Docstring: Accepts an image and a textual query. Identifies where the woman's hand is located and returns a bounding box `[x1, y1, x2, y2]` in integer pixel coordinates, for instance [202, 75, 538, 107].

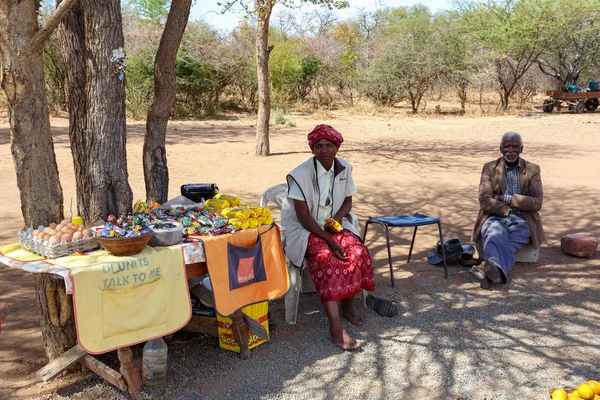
[327, 239, 348, 261]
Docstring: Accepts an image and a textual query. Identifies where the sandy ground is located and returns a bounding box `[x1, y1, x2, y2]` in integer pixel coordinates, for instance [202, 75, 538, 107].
[0, 110, 599, 399]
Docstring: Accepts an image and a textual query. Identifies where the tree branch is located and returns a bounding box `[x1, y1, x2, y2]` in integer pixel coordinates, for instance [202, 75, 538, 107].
[29, 0, 79, 51]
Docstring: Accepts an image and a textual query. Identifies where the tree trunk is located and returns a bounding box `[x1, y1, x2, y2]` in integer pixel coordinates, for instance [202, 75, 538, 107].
[254, 0, 273, 157]
[0, 2, 64, 228]
[57, 0, 88, 219]
[33, 274, 77, 360]
[144, 0, 192, 205]
[1, 0, 78, 361]
[81, 0, 133, 222]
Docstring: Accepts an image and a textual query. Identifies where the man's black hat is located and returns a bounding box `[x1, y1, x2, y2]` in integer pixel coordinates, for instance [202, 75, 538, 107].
[427, 238, 475, 265]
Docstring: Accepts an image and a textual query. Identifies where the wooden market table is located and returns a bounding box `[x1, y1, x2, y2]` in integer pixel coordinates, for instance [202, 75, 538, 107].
[0, 227, 288, 400]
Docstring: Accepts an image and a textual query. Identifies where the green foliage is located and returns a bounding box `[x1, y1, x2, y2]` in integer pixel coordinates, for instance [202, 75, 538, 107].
[125, 45, 156, 120]
[295, 53, 322, 101]
[453, 0, 599, 110]
[269, 37, 303, 102]
[535, 1, 600, 88]
[40, 0, 600, 119]
[364, 6, 445, 112]
[124, 0, 170, 25]
[358, 60, 406, 106]
[174, 54, 224, 116]
[273, 107, 287, 124]
[42, 34, 66, 114]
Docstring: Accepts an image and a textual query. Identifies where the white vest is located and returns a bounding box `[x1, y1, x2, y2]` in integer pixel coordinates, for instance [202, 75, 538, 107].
[281, 157, 360, 267]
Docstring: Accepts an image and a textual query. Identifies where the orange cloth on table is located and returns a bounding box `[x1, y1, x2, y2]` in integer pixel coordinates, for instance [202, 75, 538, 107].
[199, 224, 289, 316]
[45, 245, 191, 354]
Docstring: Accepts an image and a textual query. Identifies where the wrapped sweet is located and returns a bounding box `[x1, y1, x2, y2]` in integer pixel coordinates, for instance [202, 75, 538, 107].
[324, 218, 343, 233]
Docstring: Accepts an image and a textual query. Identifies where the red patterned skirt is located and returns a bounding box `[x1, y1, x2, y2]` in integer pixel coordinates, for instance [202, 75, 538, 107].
[305, 230, 375, 302]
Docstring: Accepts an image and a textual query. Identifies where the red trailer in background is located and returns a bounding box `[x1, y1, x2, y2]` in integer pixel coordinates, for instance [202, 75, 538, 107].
[542, 91, 599, 113]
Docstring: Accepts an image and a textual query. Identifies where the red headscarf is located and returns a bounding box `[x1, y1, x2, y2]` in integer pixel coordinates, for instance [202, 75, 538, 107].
[307, 124, 344, 151]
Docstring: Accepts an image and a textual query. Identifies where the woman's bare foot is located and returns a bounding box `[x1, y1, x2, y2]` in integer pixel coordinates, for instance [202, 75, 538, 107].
[330, 328, 360, 351]
[340, 307, 363, 326]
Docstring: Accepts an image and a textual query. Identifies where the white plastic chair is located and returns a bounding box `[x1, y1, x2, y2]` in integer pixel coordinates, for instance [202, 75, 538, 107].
[260, 183, 366, 325]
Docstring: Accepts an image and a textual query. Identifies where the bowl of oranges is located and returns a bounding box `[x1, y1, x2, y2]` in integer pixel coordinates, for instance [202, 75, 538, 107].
[549, 381, 600, 400]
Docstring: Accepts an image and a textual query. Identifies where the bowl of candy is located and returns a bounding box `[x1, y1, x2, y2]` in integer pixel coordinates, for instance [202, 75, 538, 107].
[148, 221, 183, 246]
[95, 215, 154, 256]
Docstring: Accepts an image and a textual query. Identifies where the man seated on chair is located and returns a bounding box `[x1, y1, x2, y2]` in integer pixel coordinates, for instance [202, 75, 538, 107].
[471, 131, 544, 289]
[281, 124, 395, 351]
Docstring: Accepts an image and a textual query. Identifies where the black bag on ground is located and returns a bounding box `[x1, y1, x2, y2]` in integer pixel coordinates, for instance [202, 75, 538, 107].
[181, 184, 219, 202]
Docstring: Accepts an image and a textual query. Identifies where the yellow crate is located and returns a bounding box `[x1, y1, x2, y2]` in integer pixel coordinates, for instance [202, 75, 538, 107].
[217, 301, 269, 353]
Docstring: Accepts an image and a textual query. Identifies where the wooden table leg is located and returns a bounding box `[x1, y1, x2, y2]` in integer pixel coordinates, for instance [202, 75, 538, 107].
[231, 309, 251, 360]
[117, 347, 142, 400]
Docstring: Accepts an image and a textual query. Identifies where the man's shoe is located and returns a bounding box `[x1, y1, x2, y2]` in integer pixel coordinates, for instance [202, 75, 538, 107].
[366, 295, 398, 317]
[471, 261, 501, 286]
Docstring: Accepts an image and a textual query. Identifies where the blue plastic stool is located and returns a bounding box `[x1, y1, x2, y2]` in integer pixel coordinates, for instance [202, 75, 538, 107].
[362, 213, 448, 286]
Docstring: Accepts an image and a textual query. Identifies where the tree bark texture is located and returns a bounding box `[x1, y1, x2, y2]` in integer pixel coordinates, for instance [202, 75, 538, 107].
[143, 0, 192, 205]
[57, 0, 89, 220]
[1, 0, 79, 363]
[33, 274, 77, 360]
[0, 1, 64, 228]
[254, 0, 273, 157]
[81, 0, 133, 222]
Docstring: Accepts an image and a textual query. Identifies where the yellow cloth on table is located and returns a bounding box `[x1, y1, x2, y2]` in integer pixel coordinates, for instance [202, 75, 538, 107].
[46, 246, 191, 354]
[200, 224, 289, 316]
[0, 243, 47, 261]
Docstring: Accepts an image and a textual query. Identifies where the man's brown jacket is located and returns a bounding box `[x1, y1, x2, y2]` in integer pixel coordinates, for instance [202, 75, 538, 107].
[472, 157, 544, 249]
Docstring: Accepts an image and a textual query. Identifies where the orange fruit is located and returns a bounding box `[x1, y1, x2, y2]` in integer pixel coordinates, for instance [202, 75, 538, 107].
[552, 389, 569, 400]
[570, 391, 582, 400]
[579, 384, 596, 400]
[588, 381, 600, 396]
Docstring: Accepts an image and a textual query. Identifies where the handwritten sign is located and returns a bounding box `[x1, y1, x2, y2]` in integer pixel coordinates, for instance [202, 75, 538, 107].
[101, 256, 161, 288]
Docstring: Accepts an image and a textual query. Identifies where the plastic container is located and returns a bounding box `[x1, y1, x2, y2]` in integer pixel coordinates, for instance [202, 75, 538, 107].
[71, 216, 83, 226]
[142, 337, 168, 386]
[567, 84, 577, 93]
[148, 222, 183, 246]
[589, 81, 599, 91]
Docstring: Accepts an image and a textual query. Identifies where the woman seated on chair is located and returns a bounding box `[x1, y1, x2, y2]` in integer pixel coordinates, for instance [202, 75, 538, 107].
[280, 124, 375, 351]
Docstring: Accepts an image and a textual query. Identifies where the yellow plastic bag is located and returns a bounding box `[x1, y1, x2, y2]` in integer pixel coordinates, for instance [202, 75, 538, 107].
[204, 199, 230, 209]
[214, 193, 241, 207]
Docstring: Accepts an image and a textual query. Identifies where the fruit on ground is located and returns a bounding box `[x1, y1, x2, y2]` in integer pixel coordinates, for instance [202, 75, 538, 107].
[552, 389, 568, 400]
[578, 384, 596, 400]
[587, 381, 600, 396]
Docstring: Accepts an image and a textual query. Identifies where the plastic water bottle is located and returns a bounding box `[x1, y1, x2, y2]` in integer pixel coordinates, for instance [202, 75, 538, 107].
[142, 337, 168, 386]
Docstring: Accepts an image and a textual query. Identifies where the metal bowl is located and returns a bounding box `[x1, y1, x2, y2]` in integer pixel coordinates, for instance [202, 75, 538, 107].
[148, 222, 183, 246]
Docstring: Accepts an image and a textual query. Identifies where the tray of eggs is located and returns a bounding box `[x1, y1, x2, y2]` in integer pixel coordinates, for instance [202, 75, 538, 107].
[18, 219, 99, 258]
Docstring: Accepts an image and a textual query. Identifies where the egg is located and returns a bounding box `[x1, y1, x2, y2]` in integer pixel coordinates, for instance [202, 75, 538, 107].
[42, 233, 51, 242]
[43, 227, 52, 233]
[82, 229, 93, 238]
[61, 233, 72, 243]
[48, 236, 61, 245]
[62, 219, 70, 225]
[61, 226, 71, 233]
[77, 225, 85, 232]
[32, 229, 40, 238]
[72, 231, 83, 240]
[48, 229, 58, 236]
[49, 223, 57, 229]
